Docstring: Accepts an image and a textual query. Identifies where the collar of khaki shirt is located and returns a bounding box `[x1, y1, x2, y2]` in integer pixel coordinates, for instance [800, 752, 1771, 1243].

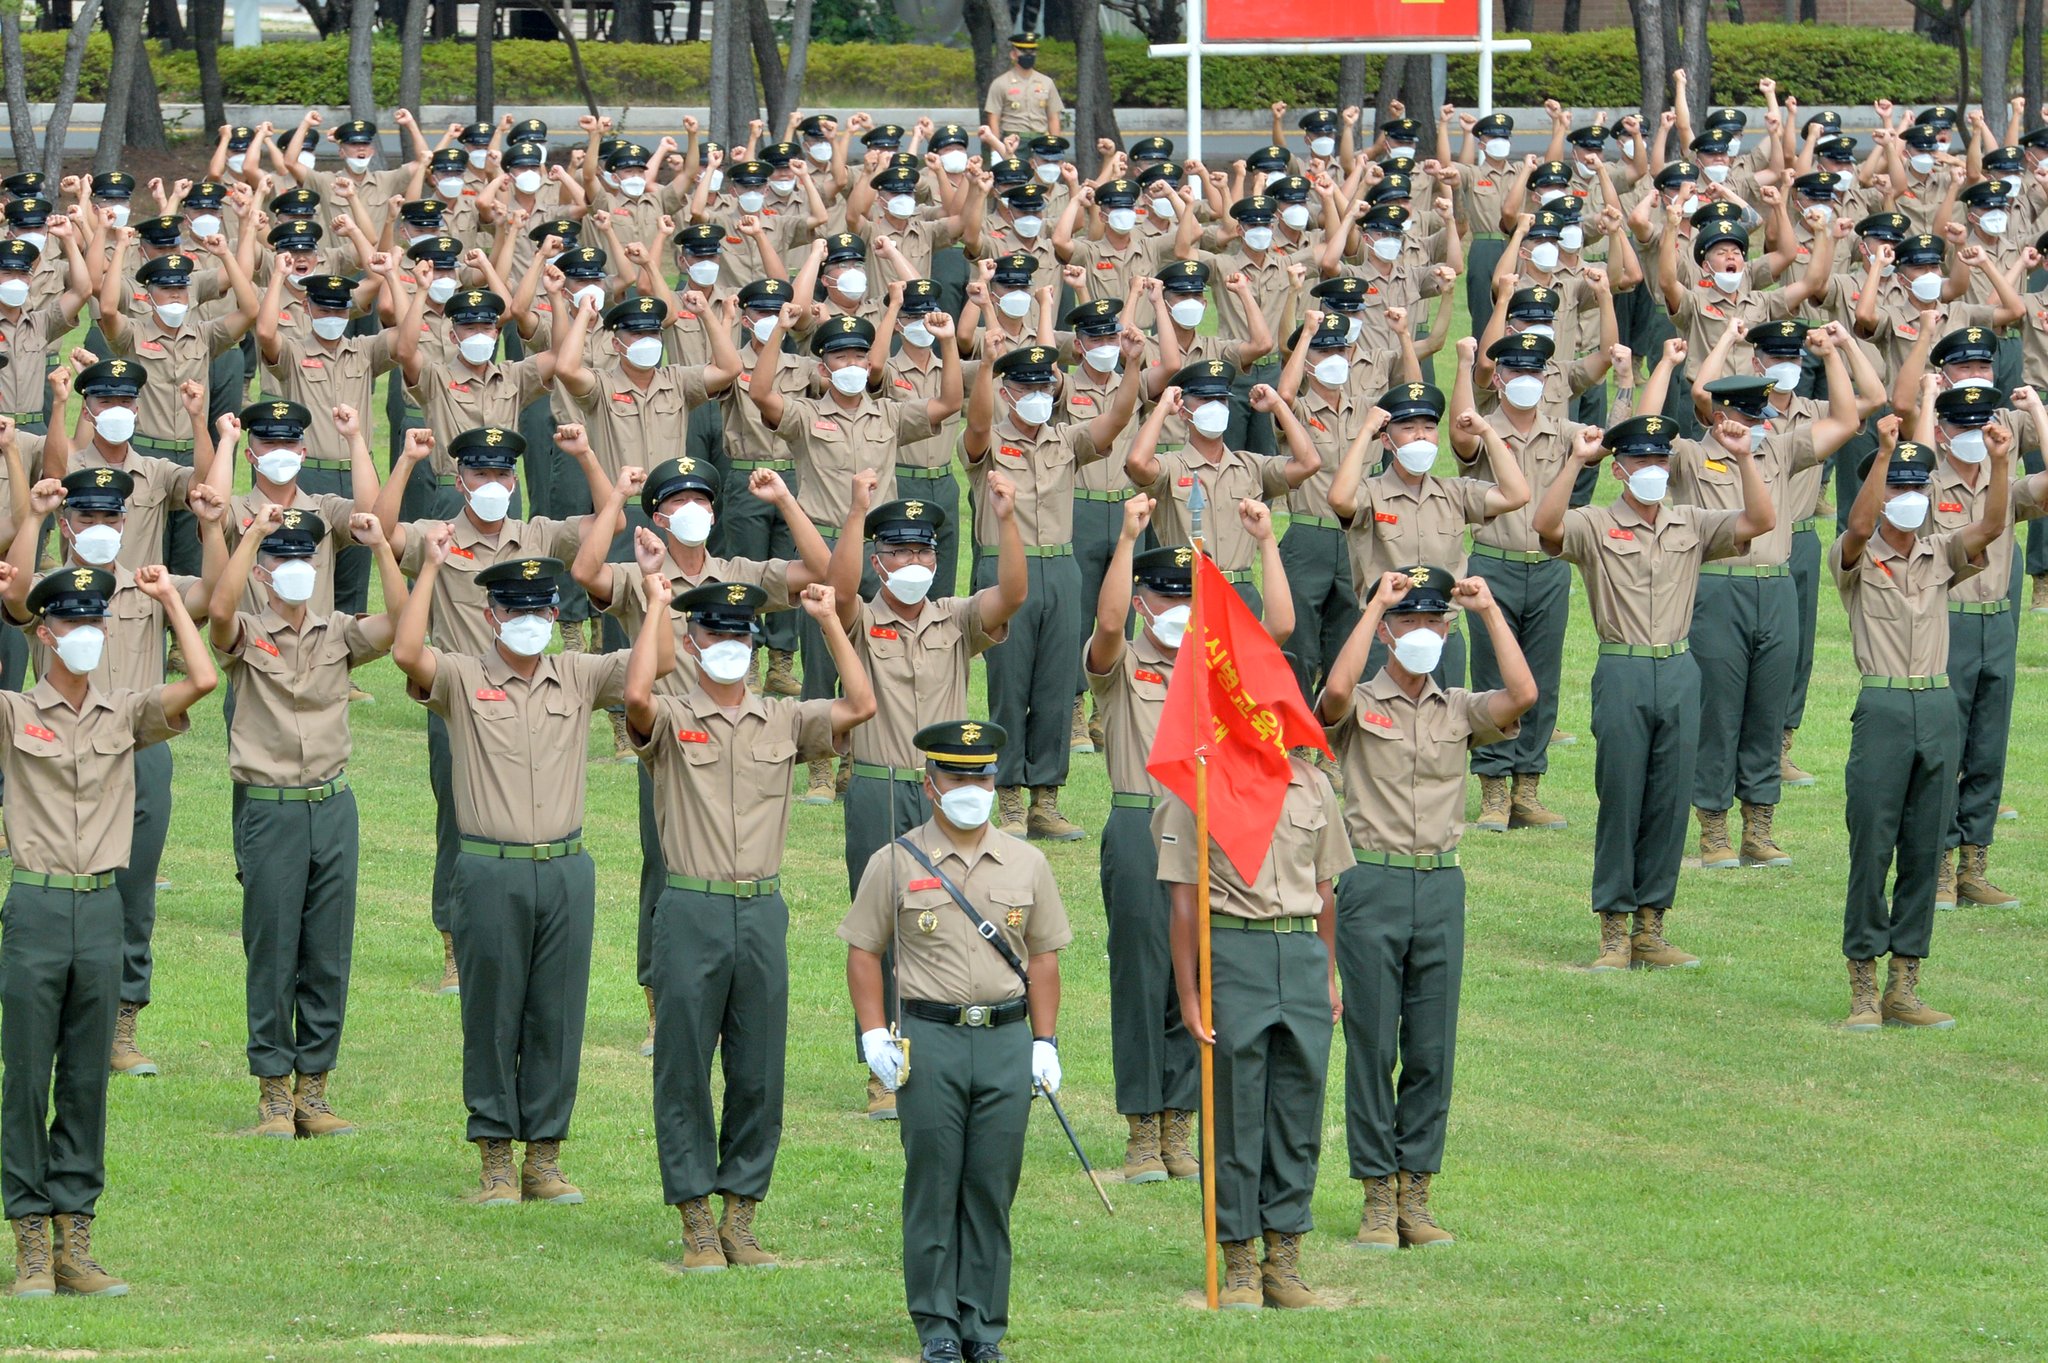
[919, 820, 1009, 874]
[679, 680, 770, 728]
[1364, 664, 1445, 710]
[480, 646, 566, 690]
[28, 675, 113, 716]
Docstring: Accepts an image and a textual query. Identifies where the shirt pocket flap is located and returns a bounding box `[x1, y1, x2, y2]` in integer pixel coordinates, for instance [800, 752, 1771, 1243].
[542, 688, 582, 720]
[754, 735, 797, 765]
[90, 727, 135, 758]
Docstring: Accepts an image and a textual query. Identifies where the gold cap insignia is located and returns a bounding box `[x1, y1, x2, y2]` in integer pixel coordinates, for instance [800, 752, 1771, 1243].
[1644, 417, 1666, 432]
[109, 361, 128, 376]
[676, 457, 694, 473]
[961, 721, 983, 743]
[725, 583, 747, 604]
[70, 568, 94, 588]
[93, 469, 112, 486]
[904, 500, 924, 518]
[1172, 547, 1193, 566]
[1409, 565, 1431, 588]
[281, 509, 303, 527]
[520, 559, 540, 579]
[271, 403, 289, 418]
[483, 429, 503, 445]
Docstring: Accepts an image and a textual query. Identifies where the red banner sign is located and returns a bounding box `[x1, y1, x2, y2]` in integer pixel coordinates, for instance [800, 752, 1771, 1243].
[1205, 0, 1480, 41]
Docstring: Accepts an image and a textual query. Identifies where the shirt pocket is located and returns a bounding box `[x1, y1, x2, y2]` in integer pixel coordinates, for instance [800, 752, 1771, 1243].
[752, 734, 798, 801]
[1859, 573, 1906, 621]
[469, 697, 524, 756]
[91, 726, 135, 761]
[11, 726, 65, 761]
[988, 885, 1034, 947]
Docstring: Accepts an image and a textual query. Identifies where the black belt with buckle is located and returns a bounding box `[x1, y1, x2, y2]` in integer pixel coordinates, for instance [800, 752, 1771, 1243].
[902, 997, 1029, 1028]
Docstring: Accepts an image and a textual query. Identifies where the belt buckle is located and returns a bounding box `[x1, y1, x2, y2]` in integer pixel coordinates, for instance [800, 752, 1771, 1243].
[735, 879, 758, 898]
[533, 842, 556, 861]
[964, 1005, 988, 1027]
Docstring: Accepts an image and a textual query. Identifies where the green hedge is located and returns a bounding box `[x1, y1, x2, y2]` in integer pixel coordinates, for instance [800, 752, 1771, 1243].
[3, 24, 2023, 111]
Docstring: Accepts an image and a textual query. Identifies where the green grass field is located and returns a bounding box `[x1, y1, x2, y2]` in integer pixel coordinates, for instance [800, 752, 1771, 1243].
[7, 309, 2048, 1363]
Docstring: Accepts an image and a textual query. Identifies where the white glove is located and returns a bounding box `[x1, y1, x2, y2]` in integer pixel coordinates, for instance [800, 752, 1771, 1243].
[862, 1027, 904, 1091]
[1031, 1039, 1061, 1095]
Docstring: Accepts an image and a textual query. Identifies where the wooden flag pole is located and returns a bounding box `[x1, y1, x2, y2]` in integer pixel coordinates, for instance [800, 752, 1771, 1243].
[1190, 487, 1218, 1311]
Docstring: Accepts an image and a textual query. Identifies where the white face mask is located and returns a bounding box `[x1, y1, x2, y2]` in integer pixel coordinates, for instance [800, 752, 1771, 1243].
[703, 169, 724, 193]
[1371, 236, 1403, 262]
[2005, 174, 2023, 195]
[1807, 202, 1835, 225]
[1105, 206, 1138, 234]
[1150, 195, 1177, 222]
[346, 155, 374, 174]
[154, 301, 189, 329]
[227, 154, 246, 174]
[737, 190, 766, 213]
[1168, 298, 1205, 328]
[1619, 137, 1637, 158]
[1909, 153, 1936, 175]
[458, 332, 498, 365]
[436, 176, 466, 199]
[997, 289, 1033, 319]
[104, 204, 129, 229]
[882, 562, 935, 604]
[1726, 137, 1744, 157]
[467, 148, 489, 169]
[93, 406, 137, 445]
[1389, 626, 1445, 676]
[1560, 224, 1585, 252]
[1281, 203, 1310, 230]
[1626, 464, 1669, 503]
[1883, 490, 1930, 529]
[807, 141, 833, 162]
[1713, 270, 1744, 294]
[0, 278, 30, 308]
[1146, 602, 1191, 648]
[1484, 137, 1513, 161]
[255, 449, 304, 484]
[466, 478, 513, 521]
[939, 149, 969, 174]
[1521, 322, 1555, 339]
[1345, 315, 1363, 343]
[427, 276, 459, 304]
[624, 335, 665, 369]
[903, 319, 935, 349]
[751, 314, 778, 344]
[695, 637, 753, 683]
[52, 623, 104, 675]
[1747, 422, 1769, 451]
[1313, 355, 1350, 387]
[1190, 401, 1230, 437]
[497, 613, 553, 657]
[1703, 163, 1730, 184]
[1012, 214, 1044, 239]
[1764, 360, 1803, 391]
[310, 314, 349, 341]
[768, 177, 796, 197]
[1540, 189, 1568, 206]
[1979, 209, 2009, 236]
[829, 364, 870, 396]
[1263, 171, 1286, 189]
[514, 170, 543, 194]
[1574, 158, 1598, 179]
[1084, 342, 1120, 372]
[572, 283, 606, 313]
[1012, 390, 1055, 425]
[834, 268, 868, 300]
[1034, 163, 1061, 185]
[1310, 136, 1336, 157]
[1678, 194, 1702, 217]
[1388, 144, 1417, 160]
[937, 784, 995, 829]
[1394, 438, 1437, 474]
[1947, 428, 1988, 464]
[1529, 242, 1560, 272]
[665, 500, 715, 545]
[298, 149, 319, 170]
[71, 524, 122, 565]
[618, 175, 648, 199]
[1910, 272, 1944, 303]
[675, 259, 718, 290]
[189, 212, 222, 239]
[1502, 374, 1546, 409]
[267, 559, 317, 603]
[887, 193, 918, 219]
[1242, 226, 1273, 251]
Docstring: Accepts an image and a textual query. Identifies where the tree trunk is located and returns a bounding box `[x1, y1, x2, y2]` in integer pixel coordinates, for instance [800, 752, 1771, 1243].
[784, 0, 815, 110]
[148, 0, 187, 46]
[2, 6, 39, 173]
[398, 0, 429, 119]
[1502, 0, 1534, 27]
[1677, 0, 1710, 121]
[191, 0, 227, 133]
[1981, 0, 2016, 137]
[1628, 0, 1670, 126]
[709, 0, 759, 144]
[1563, 0, 1583, 30]
[476, 0, 497, 121]
[1660, 0, 1681, 96]
[1799, 0, 1814, 16]
[101, 0, 167, 171]
[349, 0, 378, 125]
[1781, 0, 1796, 20]
[1337, 55, 1368, 112]
[1955, 11, 1969, 112]
[966, 0, 1007, 108]
[1726, 0, 1743, 18]
[1376, 52, 1407, 124]
[541, 0, 601, 114]
[747, 0, 789, 131]
[123, 22, 168, 153]
[2026, 0, 2044, 134]
[431, 0, 458, 39]
[38, 0, 102, 180]
[614, 0, 655, 43]
[1073, 0, 1119, 152]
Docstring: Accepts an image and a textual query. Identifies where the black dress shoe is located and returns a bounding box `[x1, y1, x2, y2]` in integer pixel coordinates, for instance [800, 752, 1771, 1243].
[964, 1343, 1008, 1363]
[920, 1340, 963, 1363]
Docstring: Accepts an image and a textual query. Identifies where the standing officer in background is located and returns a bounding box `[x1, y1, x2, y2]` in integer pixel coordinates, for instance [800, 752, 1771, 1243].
[983, 35, 1064, 143]
[1318, 566, 1535, 1255]
[2, 562, 216, 1300]
[842, 719, 1071, 1363]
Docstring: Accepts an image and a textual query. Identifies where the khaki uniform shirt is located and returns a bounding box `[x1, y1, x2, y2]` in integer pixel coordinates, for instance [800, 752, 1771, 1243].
[1931, 461, 2044, 607]
[408, 355, 549, 480]
[1328, 669, 1517, 856]
[399, 515, 583, 657]
[570, 356, 714, 483]
[1671, 275, 1798, 376]
[774, 391, 938, 532]
[261, 332, 397, 466]
[1195, 244, 1309, 359]
[1891, 168, 1956, 233]
[850, 594, 1003, 769]
[984, 69, 1064, 137]
[220, 606, 385, 786]
[1670, 426, 1818, 568]
[1823, 275, 1996, 381]
[225, 488, 358, 616]
[1455, 160, 1515, 238]
[104, 311, 241, 445]
[0, 299, 70, 415]
[1344, 469, 1493, 597]
[724, 344, 813, 467]
[635, 689, 837, 880]
[1154, 757, 1349, 913]
[888, 347, 970, 474]
[0, 680, 182, 875]
[1336, 257, 1448, 354]
[22, 565, 192, 694]
[1086, 631, 1173, 799]
[1066, 362, 1141, 495]
[1468, 413, 1584, 553]
[418, 647, 628, 843]
[1140, 446, 1291, 572]
[602, 549, 790, 699]
[1288, 384, 1371, 521]
[841, 821, 1072, 1005]
[307, 166, 415, 237]
[66, 447, 195, 574]
[969, 413, 1103, 549]
[1830, 528, 1982, 675]
[860, 213, 962, 290]
[1065, 233, 1169, 324]
[1559, 500, 1747, 646]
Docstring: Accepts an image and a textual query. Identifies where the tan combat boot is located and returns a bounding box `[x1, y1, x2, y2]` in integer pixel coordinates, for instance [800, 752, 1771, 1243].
[642, 985, 657, 1058]
[1070, 695, 1095, 752]
[520, 1139, 584, 1204]
[109, 1002, 157, 1076]
[438, 931, 461, 996]
[1550, 728, 1577, 747]
[996, 787, 1027, 837]
[1696, 808, 1738, 869]
[835, 756, 852, 797]
[763, 648, 802, 697]
[1088, 705, 1106, 754]
[718, 1193, 776, 1267]
[1629, 907, 1700, 970]
[1260, 1230, 1318, 1308]
[677, 1197, 727, 1271]
[1315, 747, 1344, 795]
[801, 757, 836, 805]
[1739, 801, 1791, 867]
[0, 810, 11, 860]
[866, 1073, 898, 1120]
[1355, 1174, 1398, 1250]
[294, 1072, 355, 1137]
[1396, 1170, 1454, 1247]
[609, 710, 633, 761]
[1122, 1113, 1167, 1184]
[2032, 572, 2048, 613]
[469, 1138, 519, 1205]
[1936, 848, 1958, 909]
[1509, 773, 1567, 830]
[1474, 775, 1510, 833]
[1780, 730, 1815, 787]
[1881, 956, 1954, 1029]
[255, 1074, 296, 1138]
[51, 1214, 126, 1296]
[1957, 845, 2020, 907]
[1159, 1109, 1198, 1180]
[1589, 912, 1632, 972]
[9, 1215, 54, 1298]
[1844, 959, 1882, 1032]
[1027, 786, 1085, 841]
[1218, 1239, 1262, 1309]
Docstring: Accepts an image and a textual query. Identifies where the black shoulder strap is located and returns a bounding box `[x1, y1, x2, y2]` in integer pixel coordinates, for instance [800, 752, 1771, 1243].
[893, 835, 1030, 990]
